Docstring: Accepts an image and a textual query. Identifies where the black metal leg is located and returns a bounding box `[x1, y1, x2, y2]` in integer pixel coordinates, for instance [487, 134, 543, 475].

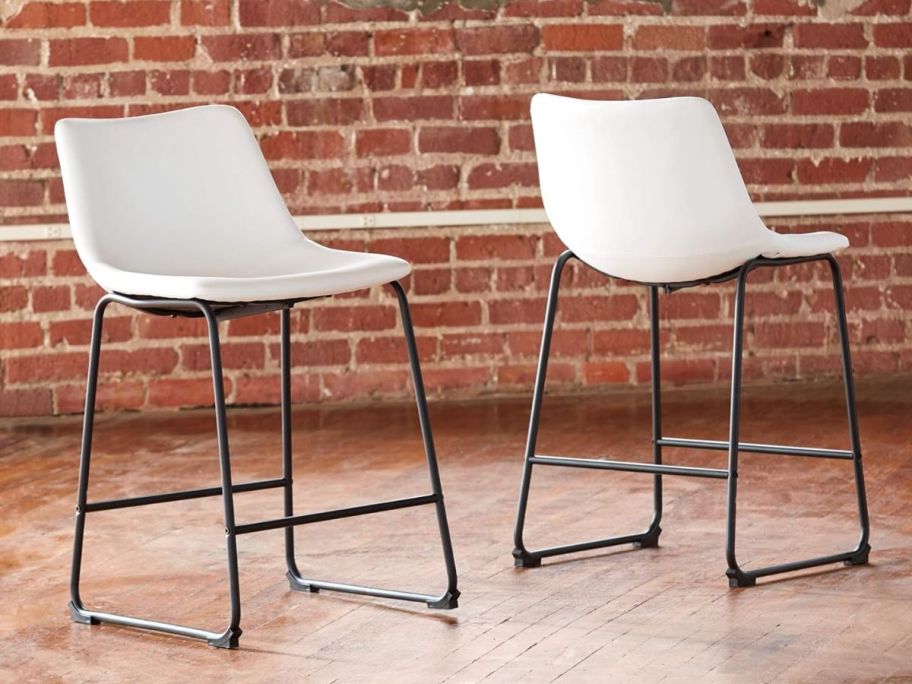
[512, 251, 662, 568]
[725, 257, 871, 587]
[68, 296, 109, 626]
[827, 255, 871, 566]
[201, 304, 242, 647]
[286, 281, 459, 609]
[724, 265, 752, 587]
[637, 285, 664, 549]
[280, 308, 301, 580]
[69, 296, 243, 648]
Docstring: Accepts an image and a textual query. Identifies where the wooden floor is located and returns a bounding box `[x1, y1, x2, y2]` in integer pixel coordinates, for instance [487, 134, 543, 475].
[1, 377, 910, 682]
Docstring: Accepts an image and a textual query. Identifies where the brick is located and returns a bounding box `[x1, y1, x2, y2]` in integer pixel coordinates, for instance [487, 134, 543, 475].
[792, 88, 869, 115]
[326, 31, 370, 57]
[794, 24, 868, 49]
[866, 56, 900, 81]
[583, 362, 630, 384]
[827, 56, 862, 81]
[90, 1, 171, 26]
[851, 0, 911, 12]
[456, 234, 537, 261]
[504, 0, 584, 16]
[542, 24, 624, 51]
[134, 36, 196, 62]
[313, 305, 396, 332]
[411, 301, 481, 328]
[0, 321, 43, 349]
[286, 33, 324, 59]
[754, 0, 816, 13]
[0, 39, 40, 65]
[287, 98, 363, 126]
[749, 53, 784, 79]
[239, 0, 320, 25]
[182, 342, 265, 370]
[875, 89, 912, 113]
[419, 126, 500, 155]
[0, 250, 45, 277]
[873, 23, 912, 47]
[260, 131, 345, 160]
[307, 167, 372, 195]
[49, 317, 132, 346]
[422, 367, 491, 393]
[356, 129, 411, 157]
[875, 157, 912, 182]
[456, 26, 540, 55]
[0, 179, 43, 206]
[148, 377, 233, 408]
[708, 56, 746, 83]
[375, 28, 455, 56]
[6, 351, 87, 383]
[840, 122, 912, 148]
[631, 57, 668, 82]
[796, 158, 871, 184]
[181, 0, 230, 25]
[503, 57, 543, 84]
[109, 71, 147, 96]
[0, 388, 53, 417]
[0, 286, 28, 312]
[707, 24, 786, 49]
[660, 292, 721, 319]
[417, 165, 460, 190]
[672, 0, 746, 13]
[761, 123, 834, 149]
[634, 26, 705, 51]
[356, 335, 435, 364]
[672, 56, 707, 82]
[467, 163, 539, 190]
[374, 96, 453, 122]
[461, 95, 530, 120]
[6, 2, 86, 28]
[57, 380, 145, 414]
[709, 87, 786, 115]
[202, 34, 282, 62]
[442, 333, 504, 357]
[49, 37, 128, 66]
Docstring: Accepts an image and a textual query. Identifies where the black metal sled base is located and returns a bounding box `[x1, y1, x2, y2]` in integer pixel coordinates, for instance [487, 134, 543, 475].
[69, 285, 459, 649]
[512, 251, 871, 587]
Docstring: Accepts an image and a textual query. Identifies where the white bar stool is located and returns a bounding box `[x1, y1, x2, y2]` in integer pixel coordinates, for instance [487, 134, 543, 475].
[512, 94, 870, 587]
[56, 105, 459, 649]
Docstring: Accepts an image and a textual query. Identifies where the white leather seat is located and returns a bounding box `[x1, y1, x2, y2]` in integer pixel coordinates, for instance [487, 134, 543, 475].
[55, 105, 409, 302]
[531, 94, 848, 284]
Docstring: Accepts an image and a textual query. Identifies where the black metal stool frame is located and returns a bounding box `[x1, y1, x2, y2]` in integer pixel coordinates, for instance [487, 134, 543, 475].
[69, 282, 459, 649]
[513, 249, 871, 587]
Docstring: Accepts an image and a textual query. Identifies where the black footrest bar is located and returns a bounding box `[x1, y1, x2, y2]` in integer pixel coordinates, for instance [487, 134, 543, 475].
[530, 455, 729, 479]
[84, 477, 289, 513]
[658, 437, 854, 460]
[235, 494, 439, 535]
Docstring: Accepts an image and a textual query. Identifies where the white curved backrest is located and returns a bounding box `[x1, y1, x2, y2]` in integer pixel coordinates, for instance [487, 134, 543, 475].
[55, 105, 303, 280]
[531, 94, 771, 282]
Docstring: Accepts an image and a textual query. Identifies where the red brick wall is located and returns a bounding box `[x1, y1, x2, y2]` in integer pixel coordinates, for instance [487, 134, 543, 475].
[0, 0, 910, 416]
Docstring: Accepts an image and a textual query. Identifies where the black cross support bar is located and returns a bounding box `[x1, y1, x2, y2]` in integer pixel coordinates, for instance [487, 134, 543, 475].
[529, 454, 729, 479]
[657, 437, 853, 460]
[234, 494, 440, 535]
[84, 478, 289, 512]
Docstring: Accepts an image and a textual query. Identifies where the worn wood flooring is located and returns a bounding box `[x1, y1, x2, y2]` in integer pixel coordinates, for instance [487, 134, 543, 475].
[0, 377, 910, 682]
